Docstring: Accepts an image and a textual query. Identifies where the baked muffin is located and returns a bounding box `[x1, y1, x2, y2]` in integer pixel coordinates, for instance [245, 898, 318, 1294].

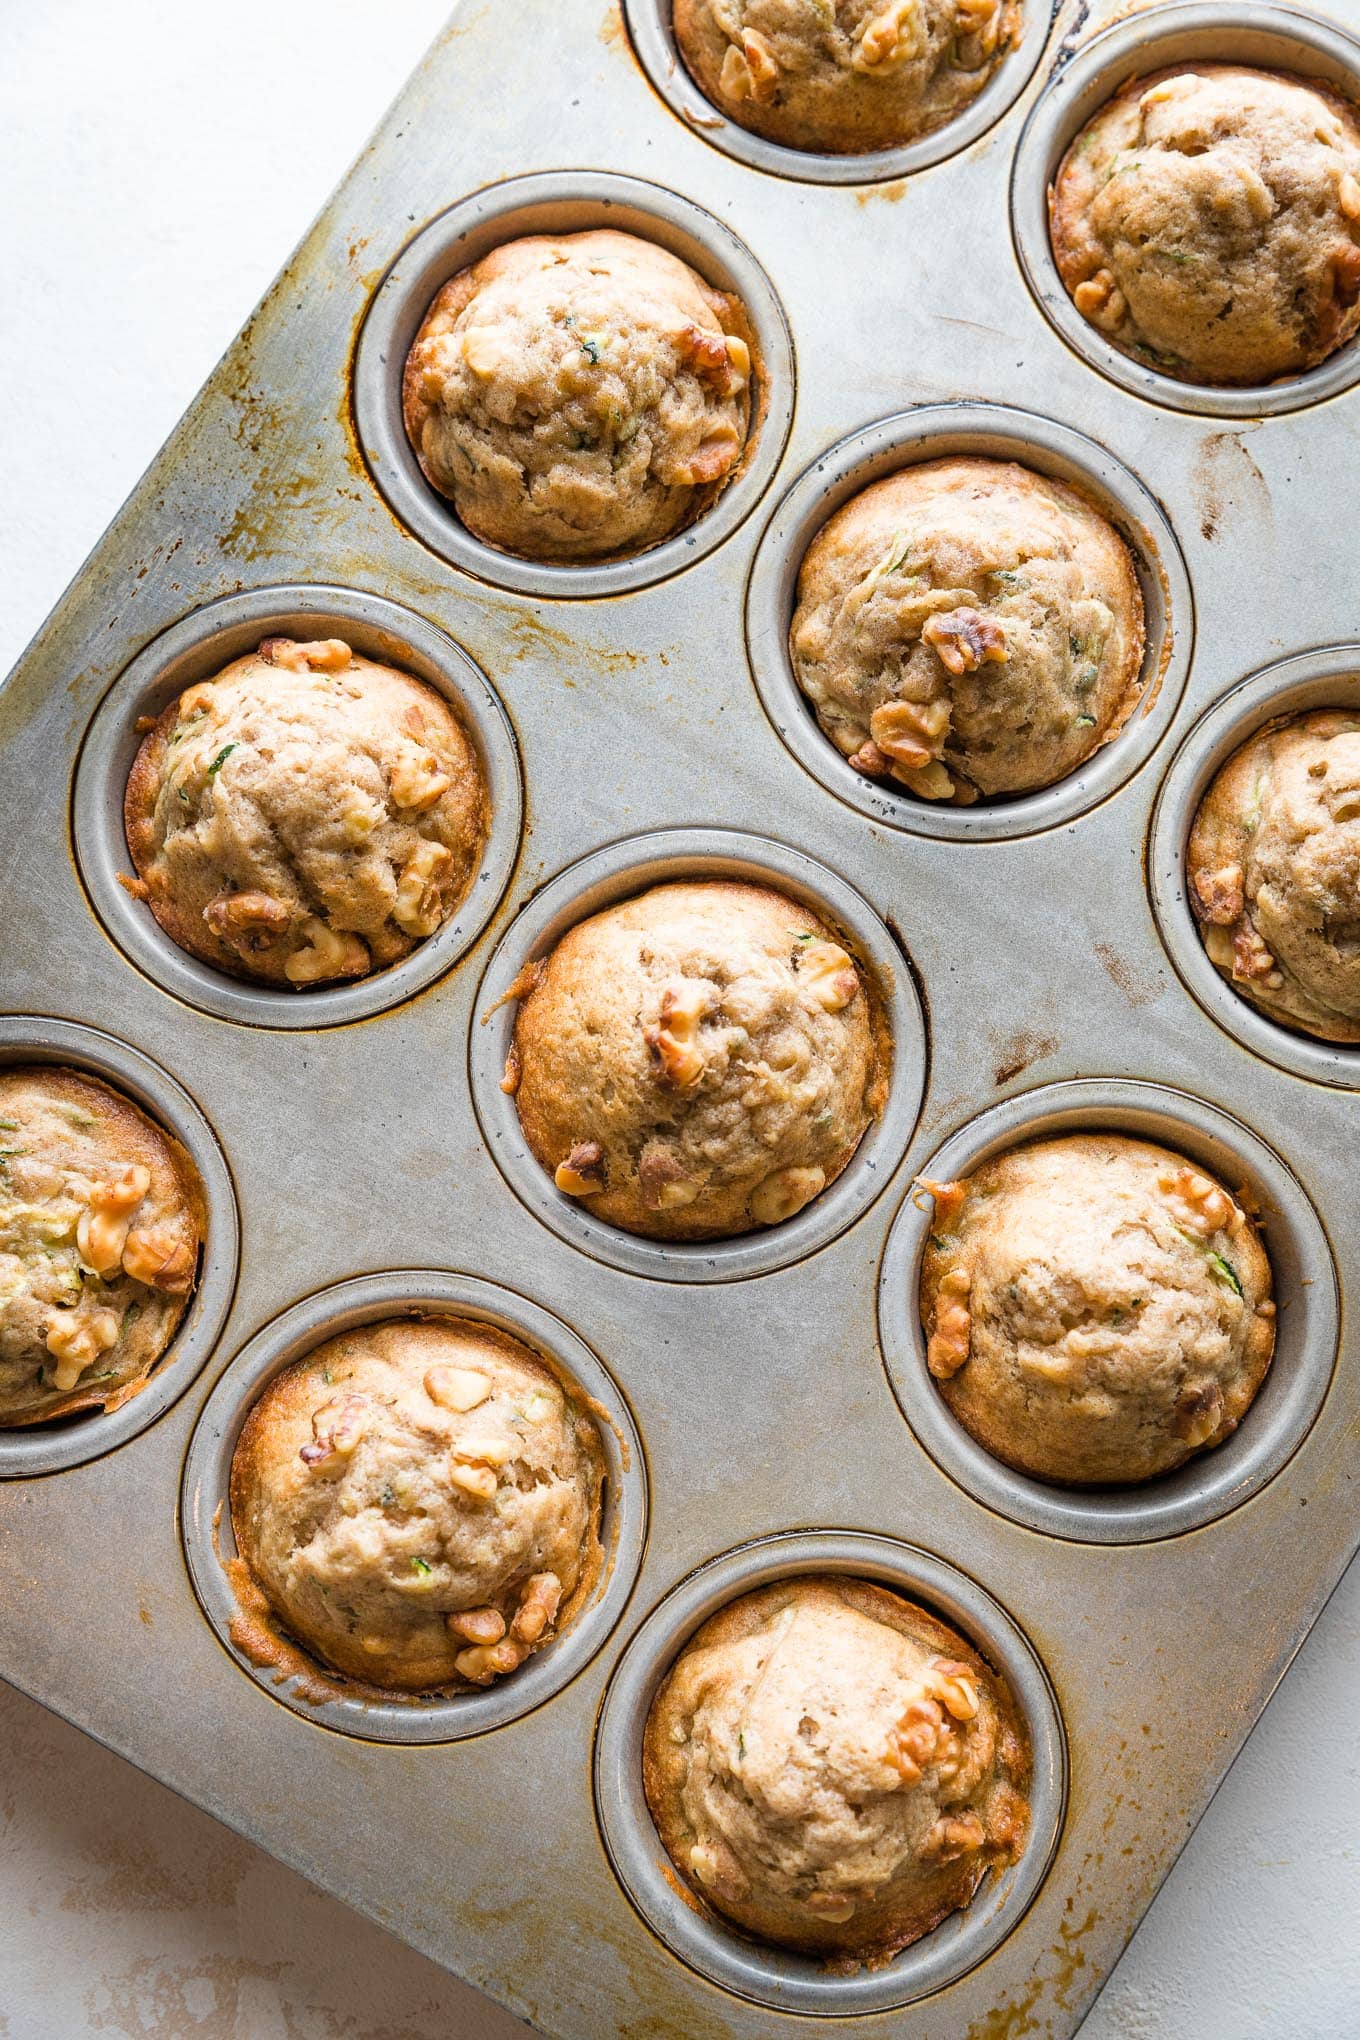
[672, 0, 1018, 156]
[0, 1067, 203, 1425]
[502, 881, 886, 1241]
[230, 1318, 604, 1692]
[919, 1135, 1275, 1486]
[1051, 66, 1360, 386]
[791, 458, 1144, 803]
[124, 636, 485, 987]
[1188, 708, 1360, 1042]
[643, 1576, 1030, 1965]
[401, 229, 753, 562]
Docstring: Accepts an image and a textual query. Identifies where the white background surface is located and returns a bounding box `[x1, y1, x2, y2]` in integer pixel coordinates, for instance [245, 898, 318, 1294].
[2, 4, 1359, 2035]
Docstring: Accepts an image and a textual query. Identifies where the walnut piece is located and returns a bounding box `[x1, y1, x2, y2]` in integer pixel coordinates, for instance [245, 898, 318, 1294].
[719, 28, 779, 102]
[447, 1606, 507, 1645]
[299, 1393, 369, 1473]
[922, 606, 1008, 677]
[258, 636, 352, 673]
[748, 1164, 826, 1226]
[798, 940, 859, 1013]
[638, 1142, 699, 1211]
[393, 839, 452, 938]
[554, 1140, 607, 1197]
[76, 1164, 151, 1278]
[424, 1365, 492, 1412]
[510, 1571, 563, 1645]
[646, 980, 709, 1089]
[389, 746, 453, 812]
[854, 0, 925, 71]
[205, 891, 293, 955]
[122, 1224, 195, 1293]
[1191, 861, 1245, 926]
[284, 917, 370, 985]
[927, 1266, 972, 1380]
[1159, 1166, 1236, 1239]
[45, 1306, 120, 1392]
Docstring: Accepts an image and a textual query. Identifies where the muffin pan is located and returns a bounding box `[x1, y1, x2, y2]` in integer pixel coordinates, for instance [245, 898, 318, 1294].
[3, 0, 1360, 2033]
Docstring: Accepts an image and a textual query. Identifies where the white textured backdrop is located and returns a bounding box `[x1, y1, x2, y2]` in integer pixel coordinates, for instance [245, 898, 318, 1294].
[2, 4, 1358, 2035]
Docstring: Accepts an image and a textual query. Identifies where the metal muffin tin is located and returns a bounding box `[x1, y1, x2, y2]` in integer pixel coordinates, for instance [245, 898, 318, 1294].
[3, 0, 1360, 2032]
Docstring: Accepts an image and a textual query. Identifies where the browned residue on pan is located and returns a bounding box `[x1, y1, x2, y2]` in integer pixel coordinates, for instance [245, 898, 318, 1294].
[599, 0, 626, 48]
[1094, 940, 1161, 1009]
[856, 179, 908, 205]
[1192, 431, 1271, 546]
[992, 1030, 1058, 1086]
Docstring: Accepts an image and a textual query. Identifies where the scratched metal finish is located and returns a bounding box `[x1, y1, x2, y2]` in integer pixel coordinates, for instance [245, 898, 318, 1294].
[0, 1, 1357, 2034]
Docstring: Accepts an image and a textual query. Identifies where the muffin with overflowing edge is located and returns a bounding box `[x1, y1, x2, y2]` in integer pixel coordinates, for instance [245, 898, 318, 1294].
[229, 1316, 605, 1694]
[124, 635, 486, 988]
[672, 0, 1019, 156]
[500, 879, 889, 1241]
[1050, 65, 1360, 387]
[402, 228, 754, 562]
[918, 1133, 1276, 1486]
[790, 456, 1145, 804]
[0, 1066, 204, 1425]
[643, 1574, 1031, 1966]
[1188, 707, 1360, 1043]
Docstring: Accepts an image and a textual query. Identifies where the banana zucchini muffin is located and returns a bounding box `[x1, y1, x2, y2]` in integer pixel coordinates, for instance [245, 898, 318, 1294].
[791, 458, 1144, 803]
[0, 1066, 204, 1425]
[673, 0, 1018, 156]
[124, 635, 486, 988]
[402, 229, 753, 563]
[919, 1135, 1275, 1486]
[643, 1576, 1030, 1965]
[502, 880, 887, 1241]
[1051, 66, 1360, 386]
[1188, 707, 1360, 1042]
[230, 1317, 604, 1692]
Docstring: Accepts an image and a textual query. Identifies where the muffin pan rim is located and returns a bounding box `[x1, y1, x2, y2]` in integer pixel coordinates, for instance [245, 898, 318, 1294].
[1009, 0, 1360, 420]
[592, 1527, 1067, 2016]
[877, 1075, 1339, 1544]
[621, 0, 1059, 187]
[1148, 645, 1360, 1088]
[70, 583, 523, 1032]
[0, 1016, 240, 1479]
[350, 169, 796, 599]
[744, 400, 1195, 841]
[179, 1268, 649, 1743]
[467, 824, 929, 1284]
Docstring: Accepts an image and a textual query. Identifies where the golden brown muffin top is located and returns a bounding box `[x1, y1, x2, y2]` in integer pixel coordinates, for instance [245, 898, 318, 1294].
[1189, 707, 1360, 1043]
[1051, 65, 1360, 385]
[0, 1066, 203, 1426]
[673, 0, 1019, 156]
[503, 879, 887, 1242]
[402, 229, 753, 564]
[124, 636, 486, 988]
[791, 456, 1145, 803]
[229, 1317, 604, 1694]
[643, 1575, 1030, 1965]
[919, 1134, 1276, 1486]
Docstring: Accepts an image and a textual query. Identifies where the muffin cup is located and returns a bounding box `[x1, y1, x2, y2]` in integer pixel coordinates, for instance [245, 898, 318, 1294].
[180, 1270, 648, 1742]
[1010, 2, 1360, 418]
[593, 1528, 1065, 2015]
[72, 585, 522, 1029]
[745, 403, 1192, 840]
[621, 0, 1055, 186]
[0, 1017, 239, 1478]
[351, 172, 795, 598]
[1149, 646, 1360, 1088]
[878, 1078, 1338, 1543]
[469, 826, 927, 1282]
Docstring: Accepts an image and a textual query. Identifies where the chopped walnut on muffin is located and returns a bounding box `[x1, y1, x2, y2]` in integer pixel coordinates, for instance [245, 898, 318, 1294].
[1188, 707, 1360, 1042]
[643, 1576, 1030, 1964]
[1051, 65, 1360, 386]
[673, 0, 1019, 155]
[229, 1318, 604, 1692]
[0, 1067, 204, 1425]
[500, 880, 888, 1241]
[791, 458, 1144, 803]
[918, 1134, 1276, 1486]
[402, 229, 753, 562]
[123, 636, 485, 988]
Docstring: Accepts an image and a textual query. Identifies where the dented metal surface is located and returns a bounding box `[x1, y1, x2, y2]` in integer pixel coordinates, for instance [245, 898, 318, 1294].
[0, 0, 1358, 2034]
